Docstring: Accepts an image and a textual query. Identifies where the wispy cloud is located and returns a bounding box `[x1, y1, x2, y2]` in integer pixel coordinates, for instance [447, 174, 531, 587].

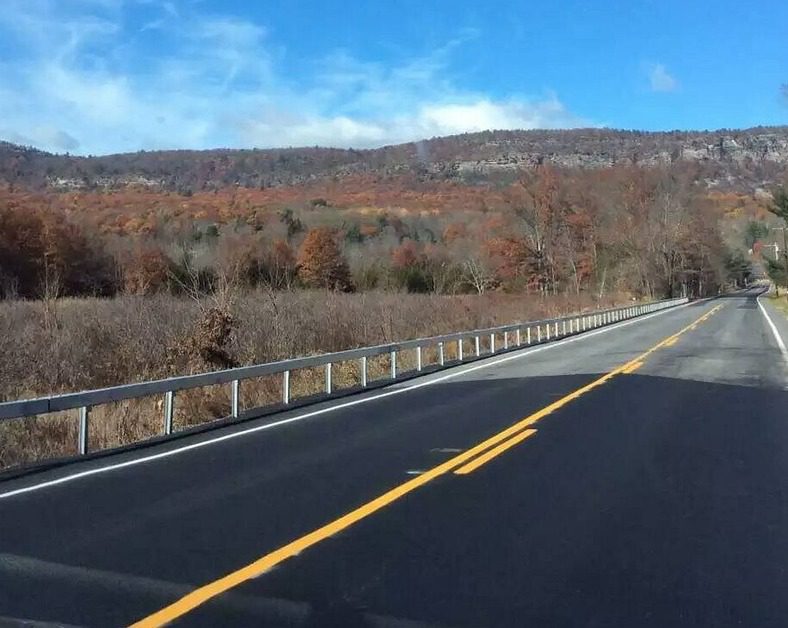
[0, 1, 591, 154]
[648, 63, 678, 93]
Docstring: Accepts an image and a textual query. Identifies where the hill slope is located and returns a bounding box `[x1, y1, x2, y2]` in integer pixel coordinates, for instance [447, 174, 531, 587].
[2, 127, 788, 192]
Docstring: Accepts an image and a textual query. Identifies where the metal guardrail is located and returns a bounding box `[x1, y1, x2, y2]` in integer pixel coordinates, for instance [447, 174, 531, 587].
[0, 297, 687, 455]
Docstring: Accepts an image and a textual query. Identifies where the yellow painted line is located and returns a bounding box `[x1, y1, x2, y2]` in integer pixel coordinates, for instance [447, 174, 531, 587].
[621, 360, 644, 374]
[454, 429, 538, 475]
[130, 302, 723, 628]
[447, 305, 725, 477]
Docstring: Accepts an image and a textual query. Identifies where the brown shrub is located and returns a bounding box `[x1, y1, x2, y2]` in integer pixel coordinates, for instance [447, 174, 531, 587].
[122, 247, 173, 295]
[297, 228, 353, 291]
[0, 289, 625, 470]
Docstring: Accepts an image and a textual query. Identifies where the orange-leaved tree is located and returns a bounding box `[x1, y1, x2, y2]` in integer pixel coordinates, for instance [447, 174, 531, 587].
[297, 227, 353, 291]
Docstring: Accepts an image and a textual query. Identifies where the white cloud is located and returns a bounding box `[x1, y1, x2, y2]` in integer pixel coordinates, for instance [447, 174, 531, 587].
[414, 96, 583, 137]
[648, 63, 678, 93]
[0, 1, 591, 154]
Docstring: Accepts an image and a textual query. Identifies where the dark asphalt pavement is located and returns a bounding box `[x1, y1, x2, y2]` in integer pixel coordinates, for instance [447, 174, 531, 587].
[1, 290, 786, 627]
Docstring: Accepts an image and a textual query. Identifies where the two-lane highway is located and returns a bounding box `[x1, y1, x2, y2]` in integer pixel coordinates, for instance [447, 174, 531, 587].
[1, 290, 786, 627]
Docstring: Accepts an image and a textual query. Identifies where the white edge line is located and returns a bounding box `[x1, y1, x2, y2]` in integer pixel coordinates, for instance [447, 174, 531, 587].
[757, 295, 788, 362]
[0, 301, 695, 500]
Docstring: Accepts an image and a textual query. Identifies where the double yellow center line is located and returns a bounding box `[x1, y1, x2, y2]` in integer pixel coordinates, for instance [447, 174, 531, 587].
[131, 302, 722, 627]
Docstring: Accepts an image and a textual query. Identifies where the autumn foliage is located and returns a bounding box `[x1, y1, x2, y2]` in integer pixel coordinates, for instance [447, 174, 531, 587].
[122, 247, 173, 295]
[0, 206, 115, 298]
[297, 228, 353, 291]
[0, 159, 765, 302]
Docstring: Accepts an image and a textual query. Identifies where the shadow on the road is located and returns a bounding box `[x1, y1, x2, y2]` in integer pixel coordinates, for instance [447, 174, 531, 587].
[3, 356, 788, 627]
[204, 372, 788, 628]
[5, 373, 776, 627]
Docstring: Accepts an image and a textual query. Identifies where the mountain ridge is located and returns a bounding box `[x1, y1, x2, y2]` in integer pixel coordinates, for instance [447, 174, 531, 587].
[2, 126, 788, 193]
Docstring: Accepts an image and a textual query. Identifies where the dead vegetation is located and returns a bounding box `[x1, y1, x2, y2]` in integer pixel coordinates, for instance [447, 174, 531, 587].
[0, 289, 623, 470]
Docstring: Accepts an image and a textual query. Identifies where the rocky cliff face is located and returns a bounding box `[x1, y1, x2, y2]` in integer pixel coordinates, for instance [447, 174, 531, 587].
[2, 127, 787, 192]
[429, 129, 788, 181]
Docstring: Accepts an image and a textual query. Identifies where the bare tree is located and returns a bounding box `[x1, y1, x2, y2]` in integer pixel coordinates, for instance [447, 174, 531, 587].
[462, 257, 496, 295]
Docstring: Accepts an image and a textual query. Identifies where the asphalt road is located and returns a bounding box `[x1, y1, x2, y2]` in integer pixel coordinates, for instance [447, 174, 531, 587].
[1, 290, 786, 627]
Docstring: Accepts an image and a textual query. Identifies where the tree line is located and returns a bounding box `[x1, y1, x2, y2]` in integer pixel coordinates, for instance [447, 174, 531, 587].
[0, 165, 754, 301]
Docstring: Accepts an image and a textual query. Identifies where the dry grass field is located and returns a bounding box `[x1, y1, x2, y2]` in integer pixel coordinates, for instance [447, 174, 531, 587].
[0, 289, 625, 470]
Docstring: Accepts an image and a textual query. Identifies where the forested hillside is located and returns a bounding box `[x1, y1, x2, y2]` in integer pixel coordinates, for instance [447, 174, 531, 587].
[1, 127, 786, 307]
[3, 126, 788, 192]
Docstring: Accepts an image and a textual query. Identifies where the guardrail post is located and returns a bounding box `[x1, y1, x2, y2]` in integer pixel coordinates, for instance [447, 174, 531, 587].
[231, 379, 240, 418]
[163, 390, 174, 435]
[2, 297, 687, 449]
[78, 406, 90, 455]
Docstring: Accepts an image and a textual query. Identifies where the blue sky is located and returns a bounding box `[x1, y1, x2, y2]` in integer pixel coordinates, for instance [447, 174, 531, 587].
[1, 0, 785, 155]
